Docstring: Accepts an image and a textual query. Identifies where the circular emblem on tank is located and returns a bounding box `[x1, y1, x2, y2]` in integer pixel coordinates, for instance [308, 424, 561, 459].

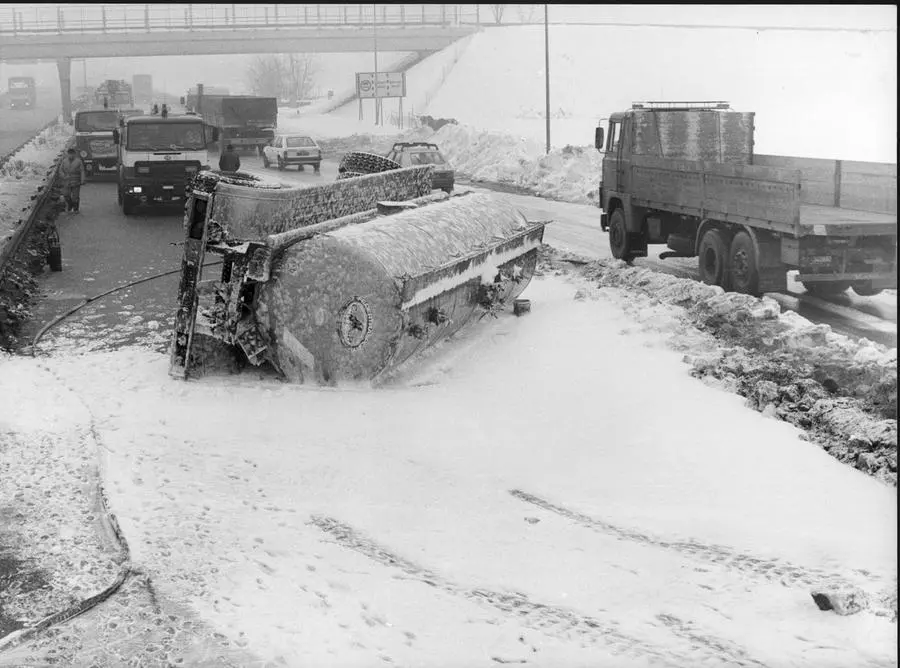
[338, 298, 372, 348]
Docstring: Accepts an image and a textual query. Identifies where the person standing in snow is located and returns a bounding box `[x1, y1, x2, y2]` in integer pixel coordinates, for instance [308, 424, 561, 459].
[219, 144, 241, 173]
[58, 147, 86, 213]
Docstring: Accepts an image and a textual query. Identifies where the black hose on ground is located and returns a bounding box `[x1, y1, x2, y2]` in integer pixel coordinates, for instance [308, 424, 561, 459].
[29, 261, 222, 355]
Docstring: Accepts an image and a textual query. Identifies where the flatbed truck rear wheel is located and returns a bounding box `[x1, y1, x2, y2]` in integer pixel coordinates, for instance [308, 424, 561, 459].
[850, 281, 883, 297]
[729, 231, 759, 295]
[802, 280, 850, 297]
[698, 228, 730, 289]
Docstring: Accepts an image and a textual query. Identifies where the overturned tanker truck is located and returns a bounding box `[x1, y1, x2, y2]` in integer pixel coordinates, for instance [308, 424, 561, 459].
[169, 160, 548, 384]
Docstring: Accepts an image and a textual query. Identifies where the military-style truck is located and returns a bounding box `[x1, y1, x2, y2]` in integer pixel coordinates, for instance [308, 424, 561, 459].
[112, 112, 218, 215]
[595, 101, 897, 297]
[8, 76, 36, 109]
[95, 79, 134, 109]
[187, 93, 277, 153]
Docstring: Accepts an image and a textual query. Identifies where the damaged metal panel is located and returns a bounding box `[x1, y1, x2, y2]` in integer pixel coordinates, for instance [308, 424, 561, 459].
[207, 165, 433, 240]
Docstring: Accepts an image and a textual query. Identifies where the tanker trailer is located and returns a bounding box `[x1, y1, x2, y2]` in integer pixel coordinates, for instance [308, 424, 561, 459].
[169, 168, 548, 384]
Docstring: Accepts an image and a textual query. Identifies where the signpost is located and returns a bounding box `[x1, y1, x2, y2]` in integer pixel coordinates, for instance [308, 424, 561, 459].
[356, 71, 407, 127]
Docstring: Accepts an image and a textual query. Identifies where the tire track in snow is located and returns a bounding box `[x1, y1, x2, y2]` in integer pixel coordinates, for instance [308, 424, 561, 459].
[509, 489, 885, 593]
[310, 515, 765, 667]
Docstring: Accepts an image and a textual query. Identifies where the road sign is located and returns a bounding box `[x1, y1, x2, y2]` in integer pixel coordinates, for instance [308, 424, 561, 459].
[355, 71, 406, 99]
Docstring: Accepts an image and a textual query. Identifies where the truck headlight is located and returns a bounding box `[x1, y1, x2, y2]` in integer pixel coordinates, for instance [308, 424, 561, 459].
[131, 186, 142, 193]
[79, 150, 88, 158]
[137, 166, 150, 174]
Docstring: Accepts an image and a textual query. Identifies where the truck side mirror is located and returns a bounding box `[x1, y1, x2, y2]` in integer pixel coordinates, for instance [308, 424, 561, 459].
[112, 129, 119, 145]
[594, 127, 605, 150]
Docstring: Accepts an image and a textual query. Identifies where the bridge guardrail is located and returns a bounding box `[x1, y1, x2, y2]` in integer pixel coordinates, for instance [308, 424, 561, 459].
[0, 4, 482, 35]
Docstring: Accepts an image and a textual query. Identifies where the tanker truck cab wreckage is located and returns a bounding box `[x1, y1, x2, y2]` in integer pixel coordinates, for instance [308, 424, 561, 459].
[169, 165, 549, 385]
[113, 114, 219, 215]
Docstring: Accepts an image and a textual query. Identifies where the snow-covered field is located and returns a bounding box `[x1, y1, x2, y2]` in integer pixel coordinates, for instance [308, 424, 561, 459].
[2, 263, 897, 666]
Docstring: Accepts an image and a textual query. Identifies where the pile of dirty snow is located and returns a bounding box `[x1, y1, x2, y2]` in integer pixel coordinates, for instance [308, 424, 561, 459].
[0, 123, 73, 244]
[539, 247, 898, 486]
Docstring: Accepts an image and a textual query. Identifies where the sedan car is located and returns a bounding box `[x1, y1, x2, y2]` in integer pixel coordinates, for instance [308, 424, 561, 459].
[262, 134, 322, 172]
[386, 142, 455, 193]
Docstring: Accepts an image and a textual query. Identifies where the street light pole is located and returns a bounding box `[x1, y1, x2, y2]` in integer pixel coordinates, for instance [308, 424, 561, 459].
[373, 3, 380, 125]
[544, 4, 550, 154]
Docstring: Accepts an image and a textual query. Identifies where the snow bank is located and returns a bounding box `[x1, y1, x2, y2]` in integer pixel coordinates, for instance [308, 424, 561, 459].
[0, 123, 72, 243]
[539, 247, 898, 486]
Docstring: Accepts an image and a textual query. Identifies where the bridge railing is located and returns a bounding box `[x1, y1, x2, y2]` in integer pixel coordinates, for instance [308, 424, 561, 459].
[0, 4, 483, 35]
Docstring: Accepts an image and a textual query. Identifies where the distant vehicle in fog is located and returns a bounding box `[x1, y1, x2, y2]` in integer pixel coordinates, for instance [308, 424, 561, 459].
[132, 74, 153, 105]
[95, 79, 134, 109]
[8, 76, 36, 109]
[262, 133, 321, 173]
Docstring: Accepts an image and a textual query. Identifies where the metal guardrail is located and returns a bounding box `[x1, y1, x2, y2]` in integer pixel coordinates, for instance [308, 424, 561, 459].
[0, 122, 67, 281]
[0, 4, 481, 35]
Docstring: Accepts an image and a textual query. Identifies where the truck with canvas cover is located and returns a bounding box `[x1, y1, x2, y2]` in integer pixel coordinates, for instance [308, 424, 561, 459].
[192, 95, 278, 153]
[112, 114, 218, 215]
[95, 79, 134, 109]
[168, 168, 547, 384]
[8, 76, 36, 109]
[595, 102, 897, 297]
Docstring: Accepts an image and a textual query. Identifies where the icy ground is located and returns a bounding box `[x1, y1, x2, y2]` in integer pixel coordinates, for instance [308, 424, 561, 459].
[2, 256, 896, 666]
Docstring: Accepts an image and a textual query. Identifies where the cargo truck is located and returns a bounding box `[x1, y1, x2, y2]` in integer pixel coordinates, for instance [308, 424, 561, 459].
[596, 101, 897, 297]
[112, 112, 218, 215]
[187, 93, 277, 153]
[8, 76, 36, 109]
[95, 79, 134, 109]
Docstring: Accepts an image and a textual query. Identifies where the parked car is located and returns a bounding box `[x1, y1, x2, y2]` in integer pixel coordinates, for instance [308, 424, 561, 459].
[262, 134, 322, 172]
[386, 142, 455, 193]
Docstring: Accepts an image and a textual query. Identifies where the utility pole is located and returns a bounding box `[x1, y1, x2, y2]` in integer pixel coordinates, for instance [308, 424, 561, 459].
[544, 4, 551, 154]
[373, 3, 380, 125]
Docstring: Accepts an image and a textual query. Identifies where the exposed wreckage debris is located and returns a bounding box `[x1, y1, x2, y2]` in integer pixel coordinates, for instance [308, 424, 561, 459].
[169, 167, 548, 384]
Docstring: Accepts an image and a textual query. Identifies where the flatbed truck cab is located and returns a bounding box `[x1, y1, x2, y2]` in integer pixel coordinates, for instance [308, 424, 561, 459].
[595, 101, 897, 297]
[113, 115, 218, 215]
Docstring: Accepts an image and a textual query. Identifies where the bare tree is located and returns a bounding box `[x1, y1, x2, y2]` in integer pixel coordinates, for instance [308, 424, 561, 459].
[245, 54, 318, 101]
[488, 4, 506, 24]
[516, 4, 538, 24]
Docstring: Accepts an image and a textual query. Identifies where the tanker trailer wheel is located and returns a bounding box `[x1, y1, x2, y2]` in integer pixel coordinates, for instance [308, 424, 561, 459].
[608, 209, 635, 262]
[802, 280, 850, 297]
[850, 280, 883, 297]
[728, 231, 759, 295]
[698, 228, 730, 289]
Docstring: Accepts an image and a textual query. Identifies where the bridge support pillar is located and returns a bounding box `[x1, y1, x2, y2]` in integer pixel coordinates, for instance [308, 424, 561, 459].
[56, 57, 72, 120]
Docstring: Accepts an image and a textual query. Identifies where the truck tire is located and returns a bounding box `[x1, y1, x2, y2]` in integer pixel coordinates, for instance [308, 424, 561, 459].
[608, 209, 634, 261]
[698, 229, 730, 289]
[48, 246, 62, 272]
[851, 281, 882, 297]
[728, 231, 759, 295]
[801, 280, 850, 297]
[122, 194, 137, 215]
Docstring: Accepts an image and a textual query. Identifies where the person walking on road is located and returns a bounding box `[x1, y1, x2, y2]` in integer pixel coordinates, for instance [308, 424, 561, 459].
[219, 144, 241, 173]
[59, 147, 86, 213]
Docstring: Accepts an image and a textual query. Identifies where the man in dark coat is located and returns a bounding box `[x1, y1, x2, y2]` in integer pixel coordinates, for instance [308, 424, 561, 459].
[218, 144, 241, 172]
[59, 148, 86, 213]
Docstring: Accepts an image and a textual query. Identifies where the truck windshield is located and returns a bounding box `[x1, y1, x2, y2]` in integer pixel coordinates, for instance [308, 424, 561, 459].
[75, 111, 119, 132]
[126, 123, 206, 151]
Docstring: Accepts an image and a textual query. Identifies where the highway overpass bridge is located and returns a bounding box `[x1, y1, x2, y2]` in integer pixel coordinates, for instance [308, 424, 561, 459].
[0, 3, 482, 117]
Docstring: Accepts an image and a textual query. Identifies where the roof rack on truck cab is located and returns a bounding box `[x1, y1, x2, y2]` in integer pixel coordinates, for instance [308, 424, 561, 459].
[632, 101, 731, 111]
